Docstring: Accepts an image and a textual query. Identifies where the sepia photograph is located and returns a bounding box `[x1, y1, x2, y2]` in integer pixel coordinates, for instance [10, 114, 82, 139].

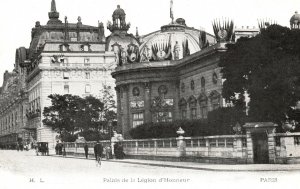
[0, 0, 300, 188]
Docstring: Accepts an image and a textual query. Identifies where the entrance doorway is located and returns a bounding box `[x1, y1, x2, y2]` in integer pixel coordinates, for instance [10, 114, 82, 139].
[252, 133, 269, 164]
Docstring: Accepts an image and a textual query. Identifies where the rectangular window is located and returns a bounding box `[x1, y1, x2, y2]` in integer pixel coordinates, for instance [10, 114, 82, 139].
[84, 58, 90, 66]
[85, 72, 90, 79]
[83, 45, 89, 52]
[132, 112, 144, 128]
[85, 84, 91, 93]
[63, 72, 69, 79]
[64, 85, 69, 94]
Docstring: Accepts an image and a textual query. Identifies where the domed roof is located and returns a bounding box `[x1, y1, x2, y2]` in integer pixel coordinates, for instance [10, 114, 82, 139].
[113, 5, 126, 18]
[290, 11, 300, 24]
[139, 23, 216, 61]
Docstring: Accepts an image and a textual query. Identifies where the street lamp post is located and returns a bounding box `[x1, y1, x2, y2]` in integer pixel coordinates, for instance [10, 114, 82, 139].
[108, 120, 112, 142]
[108, 120, 113, 159]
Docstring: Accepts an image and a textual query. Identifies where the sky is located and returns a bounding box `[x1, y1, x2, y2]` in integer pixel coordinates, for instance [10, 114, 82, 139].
[0, 0, 299, 85]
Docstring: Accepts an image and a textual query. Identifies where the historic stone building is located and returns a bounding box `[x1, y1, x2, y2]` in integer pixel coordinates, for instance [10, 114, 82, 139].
[111, 6, 274, 139]
[111, 7, 234, 138]
[0, 0, 116, 148]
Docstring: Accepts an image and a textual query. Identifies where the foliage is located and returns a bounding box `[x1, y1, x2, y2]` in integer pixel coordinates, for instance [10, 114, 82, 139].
[129, 107, 244, 139]
[76, 130, 110, 141]
[42, 94, 83, 134]
[98, 85, 117, 131]
[220, 25, 300, 125]
[43, 94, 105, 141]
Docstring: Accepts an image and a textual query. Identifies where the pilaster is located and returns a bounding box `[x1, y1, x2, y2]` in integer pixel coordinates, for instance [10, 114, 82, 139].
[245, 131, 254, 163]
[143, 82, 151, 123]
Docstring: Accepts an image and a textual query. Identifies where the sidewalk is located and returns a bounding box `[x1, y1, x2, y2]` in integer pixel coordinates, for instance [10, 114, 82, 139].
[50, 155, 300, 172]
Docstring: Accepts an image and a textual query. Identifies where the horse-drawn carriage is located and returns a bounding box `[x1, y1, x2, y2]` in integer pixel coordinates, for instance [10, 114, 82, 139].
[36, 142, 49, 156]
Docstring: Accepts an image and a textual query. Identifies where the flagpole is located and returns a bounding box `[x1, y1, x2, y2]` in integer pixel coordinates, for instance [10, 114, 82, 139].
[170, 0, 174, 24]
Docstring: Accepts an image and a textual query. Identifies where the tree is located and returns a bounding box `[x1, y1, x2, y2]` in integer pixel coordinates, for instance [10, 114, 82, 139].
[98, 85, 117, 132]
[42, 94, 104, 141]
[220, 25, 300, 125]
[42, 94, 82, 135]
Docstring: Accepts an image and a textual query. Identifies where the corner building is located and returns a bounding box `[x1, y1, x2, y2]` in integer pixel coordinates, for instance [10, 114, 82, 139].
[0, 0, 116, 148]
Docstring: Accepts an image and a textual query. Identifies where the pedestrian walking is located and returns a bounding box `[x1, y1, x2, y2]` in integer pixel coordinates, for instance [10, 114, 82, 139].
[105, 145, 111, 160]
[84, 143, 89, 159]
[94, 141, 103, 166]
[62, 143, 66, 158]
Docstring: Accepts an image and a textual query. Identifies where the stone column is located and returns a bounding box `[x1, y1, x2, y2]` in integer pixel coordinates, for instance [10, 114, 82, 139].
[233, 137, 243, 158]
[245, 131, 254, 164]
[144, 82, 151, 123]
[174, 80, 180, 119]
[121, 85, 130, 138]
[115, 86, 122, 132]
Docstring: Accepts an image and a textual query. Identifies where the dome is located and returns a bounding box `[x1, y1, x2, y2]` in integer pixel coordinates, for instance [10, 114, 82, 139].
[290, 11, 300, 26]
[113, 5, 126, 18]
[139, 23, 216, 62]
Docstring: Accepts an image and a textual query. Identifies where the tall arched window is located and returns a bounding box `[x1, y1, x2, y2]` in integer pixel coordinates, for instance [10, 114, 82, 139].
[179, 98, 187, 119]
[201, 77, 205, 89]
[198, 93, 208, 119]
[188, 96, 197, 119]
[209, 90, 221, 110]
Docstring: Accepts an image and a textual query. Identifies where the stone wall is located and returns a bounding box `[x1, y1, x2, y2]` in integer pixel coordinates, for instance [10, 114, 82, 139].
[272, 132, 300, 164]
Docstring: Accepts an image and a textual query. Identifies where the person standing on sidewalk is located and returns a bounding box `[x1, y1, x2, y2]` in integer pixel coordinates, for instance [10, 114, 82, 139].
[84, 143, 89, 159]
[94, 141, 103, 166]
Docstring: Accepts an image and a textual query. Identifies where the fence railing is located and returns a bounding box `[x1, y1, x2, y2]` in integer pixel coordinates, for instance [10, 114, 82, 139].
[61, 135, 248, 160]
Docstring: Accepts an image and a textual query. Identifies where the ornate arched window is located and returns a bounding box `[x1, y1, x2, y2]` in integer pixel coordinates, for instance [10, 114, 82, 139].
[188, 95, 197, 119]
[181, 83, 185, 93]
[209, 90, 221, 110]
[201, 77, 205, 89]
[190, 80, 195, 90]
[198, 93, 208, 119]
[179, 98, 187, 119]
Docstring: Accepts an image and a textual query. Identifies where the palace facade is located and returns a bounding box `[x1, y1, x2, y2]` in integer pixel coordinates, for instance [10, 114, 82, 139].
[112, 7, 300, 138]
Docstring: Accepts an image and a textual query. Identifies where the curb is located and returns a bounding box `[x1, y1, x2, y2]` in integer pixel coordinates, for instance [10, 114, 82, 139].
[48, 155, 300, 172]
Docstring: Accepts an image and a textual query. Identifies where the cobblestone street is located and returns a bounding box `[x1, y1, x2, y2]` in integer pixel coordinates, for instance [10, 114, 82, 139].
[0, 150, 299, 189]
